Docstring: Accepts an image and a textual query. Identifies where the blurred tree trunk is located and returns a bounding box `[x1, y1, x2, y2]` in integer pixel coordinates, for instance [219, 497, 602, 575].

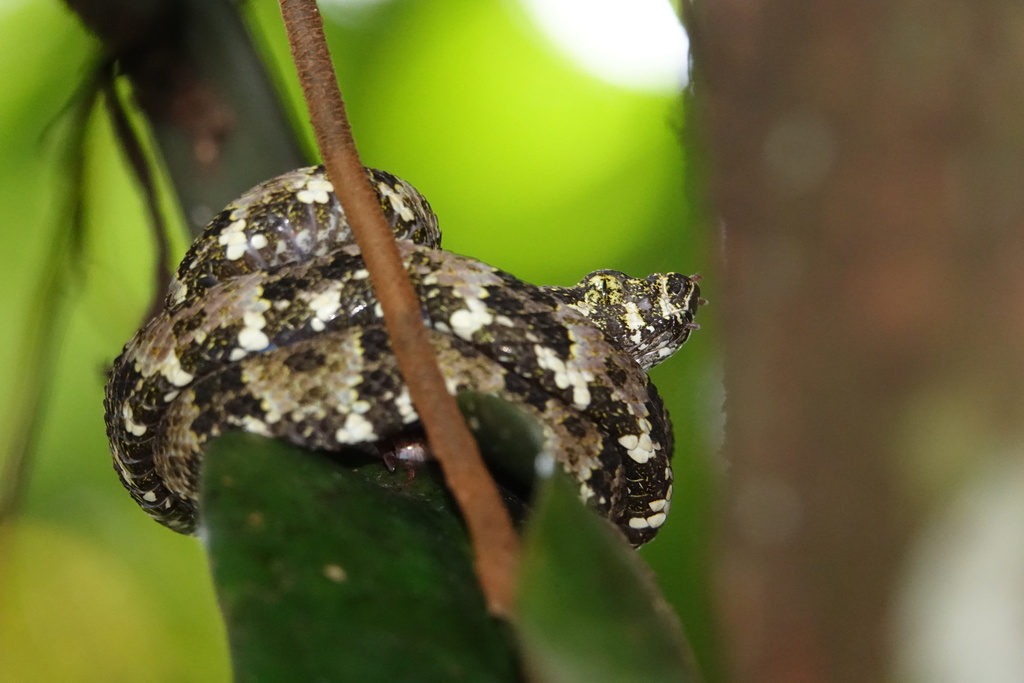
[699, 0, 1024, 680]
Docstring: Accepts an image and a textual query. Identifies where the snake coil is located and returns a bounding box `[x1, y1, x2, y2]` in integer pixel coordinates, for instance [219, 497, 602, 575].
[104, 166, 700, 546]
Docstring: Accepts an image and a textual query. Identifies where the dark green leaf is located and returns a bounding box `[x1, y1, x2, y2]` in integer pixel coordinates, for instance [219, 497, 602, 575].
[516, 474, 703, 683]
[201, 433, 519, 683]
[457, 391, 546, 494]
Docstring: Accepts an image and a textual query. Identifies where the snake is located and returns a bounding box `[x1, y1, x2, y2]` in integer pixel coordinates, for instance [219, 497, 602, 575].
[104, 166, 701, 547]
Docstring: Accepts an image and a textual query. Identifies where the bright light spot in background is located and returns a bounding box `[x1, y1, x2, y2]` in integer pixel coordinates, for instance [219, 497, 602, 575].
[520, 0, 689, 91]
[0, 0, 32, 16]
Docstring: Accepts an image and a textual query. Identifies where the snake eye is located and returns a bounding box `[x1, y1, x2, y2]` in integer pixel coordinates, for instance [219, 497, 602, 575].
[582, 270, 627, 306]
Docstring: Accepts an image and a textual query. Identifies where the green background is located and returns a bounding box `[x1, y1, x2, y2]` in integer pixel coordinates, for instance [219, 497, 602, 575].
[0, 1, 719, 680]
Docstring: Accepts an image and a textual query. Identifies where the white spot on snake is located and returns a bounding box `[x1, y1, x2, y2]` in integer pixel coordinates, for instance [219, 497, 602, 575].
[627, 432, 655, 464]
[310, 318, 326, 332]
[648, 499, 667, 512]
[142, 491, 158, 503]
[163, 390, 179, 403]
[352, 400, 371, 414]
[623, 301, 646, 331]
[310, 178, 334, 193]
[308, 285, 342, 325]
[237, 310, 270, 351]
[646, 512, 667, 528]
[628, 517, 651, 529]
[250, 233, 268, 250]
[579, 482, 595, 501]
[161, 350, 194, 387]
[218, 220, 249, 260]
[335, 412, 377, 443]
[224, 242, 247, 261]
[618, 434, 640, 450]
[573, 300, 595, 317]
[572, 384, 591, 408]
[535, 345, 593, 409]
[238, 327, 269, 351]
[240, 415, 272, 437]
[379, 182, 416, 221]
[262, 402, 282, 425]
[351, 268, 369, 280]
[296, 178, 332, 204]
[535, 345, 565, 375]
[229, 347, 248, 362]
[449, 298, 493, 341]
[122, 404, 147, 436]
[169, 282, 187, 306]
[394, 389, 417, 422]
[494, 315, 515, 327]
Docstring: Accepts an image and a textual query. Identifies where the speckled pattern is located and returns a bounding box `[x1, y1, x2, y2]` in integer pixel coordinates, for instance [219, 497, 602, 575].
[104, 166, 701, 546]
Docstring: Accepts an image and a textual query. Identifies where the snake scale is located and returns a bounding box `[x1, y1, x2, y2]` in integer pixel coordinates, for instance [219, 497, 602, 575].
[104, 166, 701, 547]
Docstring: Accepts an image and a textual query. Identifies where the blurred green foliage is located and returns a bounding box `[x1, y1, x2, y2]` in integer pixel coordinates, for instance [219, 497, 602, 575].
[0, 0, 719, 680]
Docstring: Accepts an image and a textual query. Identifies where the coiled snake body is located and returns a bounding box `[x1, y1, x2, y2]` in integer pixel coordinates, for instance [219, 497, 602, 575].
[104, 167, 700, 546]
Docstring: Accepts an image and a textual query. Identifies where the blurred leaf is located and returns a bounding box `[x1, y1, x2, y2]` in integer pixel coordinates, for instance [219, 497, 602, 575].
[516, 474, 702, 683]
[201, 433, 520, 682]
[0, 520, 171, 682]
[457, 391, 547, 493]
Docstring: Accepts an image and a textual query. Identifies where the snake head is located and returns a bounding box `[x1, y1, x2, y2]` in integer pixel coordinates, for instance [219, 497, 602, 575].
[556, 270, 702, 371]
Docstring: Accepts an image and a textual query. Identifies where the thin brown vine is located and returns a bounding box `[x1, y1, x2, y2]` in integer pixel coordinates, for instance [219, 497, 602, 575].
[277, 0, 520, 617]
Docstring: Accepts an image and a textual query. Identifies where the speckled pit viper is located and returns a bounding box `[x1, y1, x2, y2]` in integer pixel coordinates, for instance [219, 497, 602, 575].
[104, 166, 701, 546]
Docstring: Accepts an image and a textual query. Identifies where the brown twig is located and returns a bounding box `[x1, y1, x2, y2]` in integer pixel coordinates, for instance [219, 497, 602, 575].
[277, 0, 519, 617]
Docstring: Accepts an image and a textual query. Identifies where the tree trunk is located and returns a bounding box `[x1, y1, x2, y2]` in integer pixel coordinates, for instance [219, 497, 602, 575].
[700, 1, 1024, 680]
